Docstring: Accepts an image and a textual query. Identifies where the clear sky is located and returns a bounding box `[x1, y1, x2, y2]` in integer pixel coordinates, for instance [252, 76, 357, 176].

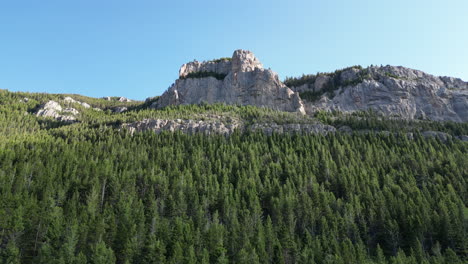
[1, 0, 467, 100]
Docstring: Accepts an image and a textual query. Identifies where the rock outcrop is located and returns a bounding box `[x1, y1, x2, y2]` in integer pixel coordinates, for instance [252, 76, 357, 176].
[102, 96, 132, 102]
[118, 97, 132, 102]
[64, 96, 91, 108]
[302, 66, 468, 122]
[123, 119, 241, 135]
[155, 50, 305, 114]
[113, 106, 128, 113]
[155, 50, 467, 122]
[249, 122, 336, 135]
[123, 118, 335, 135]
[35, 101, 78, 122]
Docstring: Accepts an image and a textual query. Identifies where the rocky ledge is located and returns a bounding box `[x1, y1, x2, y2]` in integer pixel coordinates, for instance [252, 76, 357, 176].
[122, 119, 335, 135]
[122, 119, 468, 141]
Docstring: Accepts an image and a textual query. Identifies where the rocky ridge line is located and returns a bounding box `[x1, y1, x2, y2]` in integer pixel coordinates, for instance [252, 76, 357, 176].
[154, 50, 468, 122]
[292, 65, 468, 122]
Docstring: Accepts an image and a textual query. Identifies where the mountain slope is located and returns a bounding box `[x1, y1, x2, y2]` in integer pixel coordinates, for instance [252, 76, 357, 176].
[0, 89, 467, 263]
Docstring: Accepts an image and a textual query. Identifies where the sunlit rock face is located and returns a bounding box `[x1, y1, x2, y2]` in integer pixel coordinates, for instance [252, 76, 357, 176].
[35, 100, 78, 122]
[302, 66, 468, 122]
[156, 50, 467, 122]
[155, 49, 305, 114]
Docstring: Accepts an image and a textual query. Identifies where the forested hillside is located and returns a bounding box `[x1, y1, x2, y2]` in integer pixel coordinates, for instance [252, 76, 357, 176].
[0, 89, 467, 263]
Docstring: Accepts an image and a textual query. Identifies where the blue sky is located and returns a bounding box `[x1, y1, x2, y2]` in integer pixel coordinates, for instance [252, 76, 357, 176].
[1, 0, 467, 100]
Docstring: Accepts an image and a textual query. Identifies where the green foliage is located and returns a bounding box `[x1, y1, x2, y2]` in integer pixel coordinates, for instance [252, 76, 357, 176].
[317, 110, 468, 136]
[208, 57, 232, 63]
[0, 89, 467, 263]
[284, 65, 365, 88]
[284, 66, 371, 102]
[298, 91, 323, 102]
[384, 72, 400, 79]
[181, 71, 227, 80]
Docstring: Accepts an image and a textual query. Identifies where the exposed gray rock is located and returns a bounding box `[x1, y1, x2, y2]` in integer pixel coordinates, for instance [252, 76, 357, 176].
[338, 125, 353, 134]
[155, 50, 305, 114]
[314, 75, 331, 92]
[340, 67, 360, 83]
[231, 49, 263, 73]
[64, 96, 91, 108]
[145, 96, 158, 103]
[458, 135, 468, 141]
[63, 108, 79, 115]
[179, 59, 231, 78]
[249, 122, 336, 135]
[64, 96, 77, 104]
[306, 66, 468, 122]
[101, 96, 132, 102]
[118, 97, 132, 102]
[293, 84, 310, 93]
[36, 101, 62, 118]
[113, 106, 128, 113]
[123, 119, 241, 135]
[35, 100, 78, 122]
[156, 51, 467, 122]
[123, 119, 335, 135]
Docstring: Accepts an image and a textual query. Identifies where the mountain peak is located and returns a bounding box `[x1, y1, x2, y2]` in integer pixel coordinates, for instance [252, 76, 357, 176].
[178, 49, 263, 78]
[231, 49, 263, 72]
[156, 50, 305, 114]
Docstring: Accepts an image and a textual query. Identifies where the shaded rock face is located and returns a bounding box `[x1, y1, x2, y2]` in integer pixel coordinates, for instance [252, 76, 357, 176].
[113, 106, 128, 113]
[305, 66, 468, 122]
[123, 118, 335, 136]
[35, 101, 78, 122]
[155, 50, 305, 114]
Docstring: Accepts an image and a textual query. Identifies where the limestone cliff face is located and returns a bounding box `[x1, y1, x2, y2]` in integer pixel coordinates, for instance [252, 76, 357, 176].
[155, 50, 305, 114]
[301, 66, 468, 122]
[155, 50, 467, 122]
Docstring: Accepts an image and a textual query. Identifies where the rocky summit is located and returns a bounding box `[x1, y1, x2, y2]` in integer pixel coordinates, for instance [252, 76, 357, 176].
[154, 50, 306, 114]
[154, 50, 468, 122]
